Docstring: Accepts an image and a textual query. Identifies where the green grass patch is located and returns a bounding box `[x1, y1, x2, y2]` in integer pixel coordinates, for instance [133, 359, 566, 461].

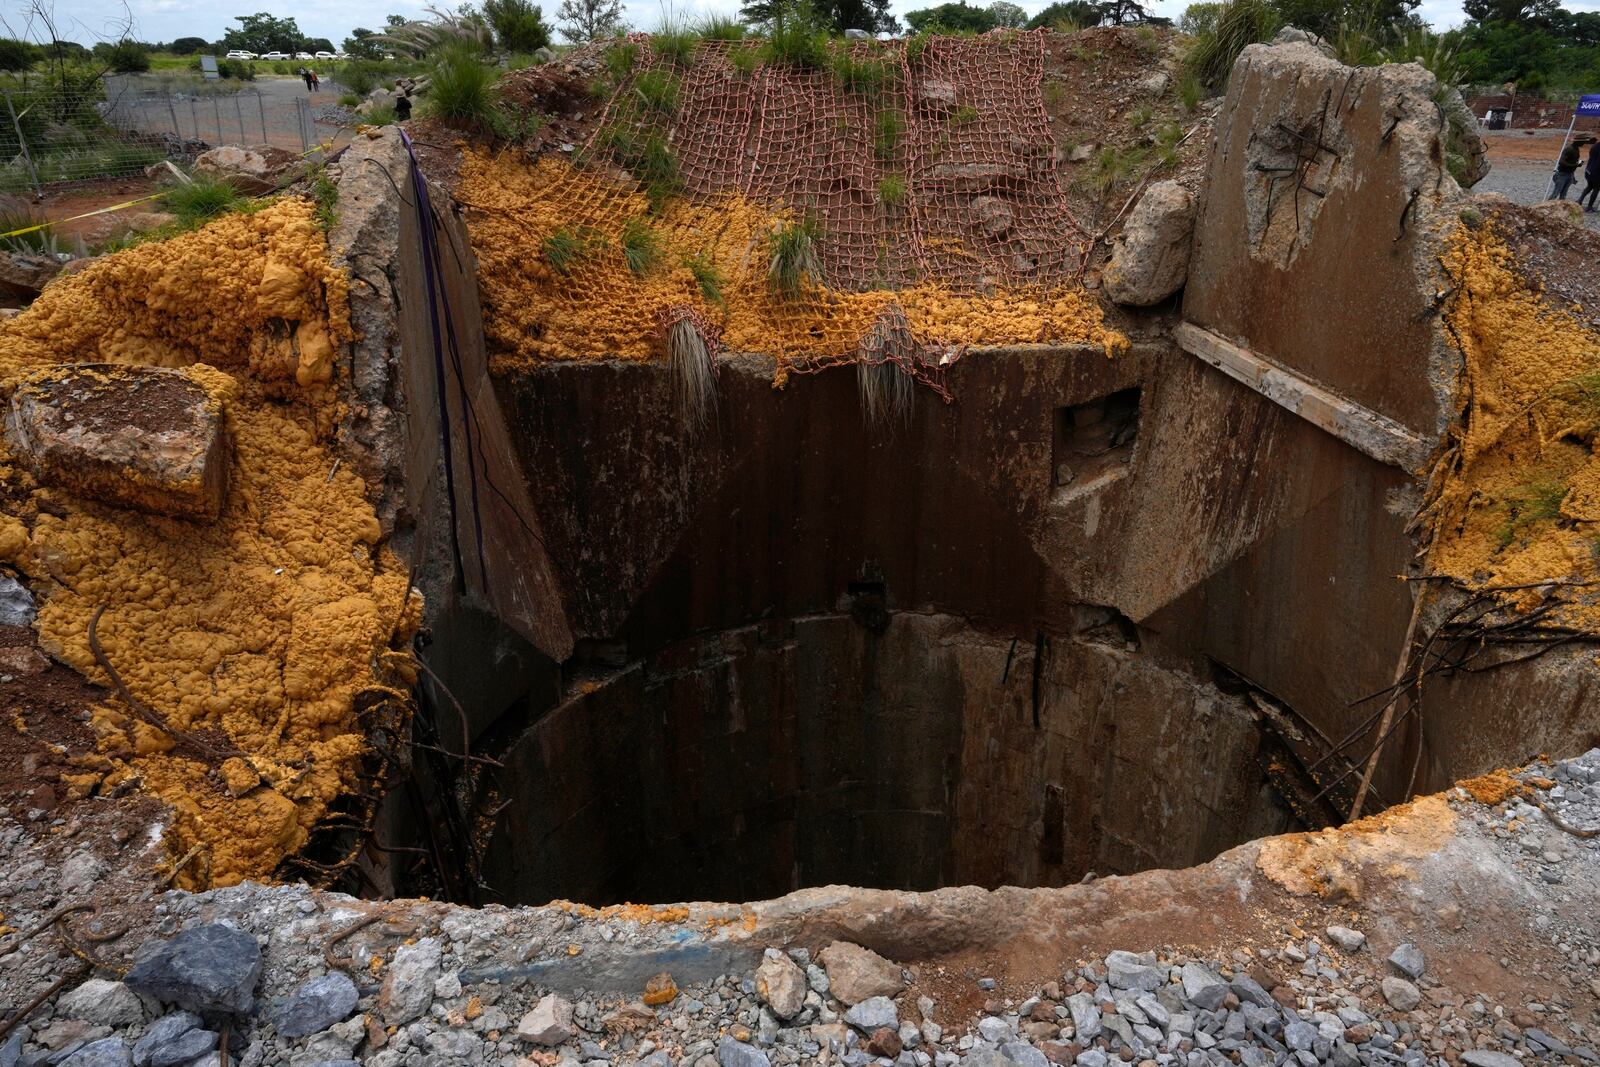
[683, 250, 725, 307]
[634, 68, 680, 113]
[878, 173, 907, 205]
[1042, 80, 1066, 108]
[951, 103, 978, 125]
[423, 45, 500, 134]
[1496, 480, 1568, 549]
[621, 218, 662, 275]
[652, 19, 701, 66]
[728, 47, 760, 74]
[1128, 105, 1152, 129]
[874, 109, 903, 160]
[164, 172, 245, 226]
[606, 41, 640, 81]
[308, 165, 338, 230]
[832, 51, 888, 95]
[698, 13, 747, 40]
[544, 227, 587, 273]
[761, 19, 831, 69]
[768, 216, 821, 298]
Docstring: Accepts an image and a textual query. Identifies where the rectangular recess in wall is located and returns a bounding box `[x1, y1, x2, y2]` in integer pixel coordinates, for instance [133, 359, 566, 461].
[1051, 386, 1141, 503]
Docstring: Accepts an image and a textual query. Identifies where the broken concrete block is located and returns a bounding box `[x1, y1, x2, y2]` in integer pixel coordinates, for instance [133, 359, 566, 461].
[192, 144, 305, 195]
[1103, 180, 1196, 306]
[5, 364, 232, 522]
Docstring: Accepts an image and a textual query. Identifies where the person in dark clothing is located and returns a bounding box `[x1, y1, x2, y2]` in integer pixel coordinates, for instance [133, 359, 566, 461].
[1552, 137, 1594, 200]
[1582, 140, 1600, 212]
[301, 68, 314, 92]
[394, 93, 412, 121]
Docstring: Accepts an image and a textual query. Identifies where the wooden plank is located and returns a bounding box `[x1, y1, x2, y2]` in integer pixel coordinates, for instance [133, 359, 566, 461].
[1174, 322, 1429, 472]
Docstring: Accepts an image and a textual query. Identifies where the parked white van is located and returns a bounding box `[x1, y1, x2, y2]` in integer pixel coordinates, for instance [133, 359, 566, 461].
[224, 49, 255, 60]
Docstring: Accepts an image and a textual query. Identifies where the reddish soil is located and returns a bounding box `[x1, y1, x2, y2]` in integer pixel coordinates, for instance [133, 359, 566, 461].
[22, 177, 165, 243]
[1484, 201, 1600, 321]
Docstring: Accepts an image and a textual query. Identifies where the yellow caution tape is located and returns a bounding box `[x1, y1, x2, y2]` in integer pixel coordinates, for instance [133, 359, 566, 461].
[0, 139, 339, 241]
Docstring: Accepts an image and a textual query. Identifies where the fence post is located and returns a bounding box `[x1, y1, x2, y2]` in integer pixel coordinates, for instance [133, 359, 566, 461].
[212, 96, 224, 145]
[255, 92, 267, 145]
[298, 97, 310, 152]
[166, 95, 181, 144]
[189, 97, 200, 145]
[3, 89, 41, 198]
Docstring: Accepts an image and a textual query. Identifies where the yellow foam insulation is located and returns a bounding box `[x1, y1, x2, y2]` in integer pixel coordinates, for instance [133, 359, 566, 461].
[457, 152, 1128, 374]
[0, 199, 419, 888]
[1255, 793, 1457, 901]
[1424, 222, 1600, 625]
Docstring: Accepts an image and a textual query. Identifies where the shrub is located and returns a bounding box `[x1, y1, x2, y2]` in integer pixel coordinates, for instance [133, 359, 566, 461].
[728, 47, 760, 73]
[342, 61, 380, 96]
[1182, 0, 1279, 93]
[1042, 79, 1066, 108]
[106, 40, 150, 73]
[425, 45, 500, 133]
[484, 0, 552, 52]
[218, 58, 254, 80]
[339, 92, 360, 106]
[0, 196, 56, 254]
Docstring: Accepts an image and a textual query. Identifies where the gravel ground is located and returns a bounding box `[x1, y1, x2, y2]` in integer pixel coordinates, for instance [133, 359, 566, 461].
[1475, 158, 1600, 232]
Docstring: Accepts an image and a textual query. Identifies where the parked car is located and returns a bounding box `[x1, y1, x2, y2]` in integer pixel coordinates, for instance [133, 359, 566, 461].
[295, 51, 313, 60]
[314, 50, 336, 59]
[260, 50, 289, 60]
[224, 49, 255, 59]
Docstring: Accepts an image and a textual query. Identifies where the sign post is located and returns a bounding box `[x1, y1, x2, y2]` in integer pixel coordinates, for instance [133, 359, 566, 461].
[1549, 93, 1600, 198]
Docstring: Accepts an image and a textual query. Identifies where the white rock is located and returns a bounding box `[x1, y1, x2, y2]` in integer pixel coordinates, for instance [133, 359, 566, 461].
[518, 994, 576, 1046]
[57, 979, 143, 1027]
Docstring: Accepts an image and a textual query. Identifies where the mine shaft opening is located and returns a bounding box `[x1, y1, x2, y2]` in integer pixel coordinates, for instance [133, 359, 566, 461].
[395, 590, 1309, 910]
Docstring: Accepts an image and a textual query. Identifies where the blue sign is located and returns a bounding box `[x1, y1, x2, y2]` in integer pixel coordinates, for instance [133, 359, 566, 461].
[1579, 94, 1600, 116]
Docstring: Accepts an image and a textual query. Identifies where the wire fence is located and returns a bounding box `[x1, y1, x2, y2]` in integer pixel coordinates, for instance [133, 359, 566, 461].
[0, 79, 332, 196]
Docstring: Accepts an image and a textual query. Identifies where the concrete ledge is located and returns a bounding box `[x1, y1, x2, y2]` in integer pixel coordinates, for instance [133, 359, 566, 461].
[1174, 322, 1430, 471]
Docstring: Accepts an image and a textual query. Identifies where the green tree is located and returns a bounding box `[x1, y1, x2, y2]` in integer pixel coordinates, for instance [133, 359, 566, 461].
[221, 12, 304, 53]
[904, 1, 998, 31]
[386, 14, 410, 26]
[483, 0, 552, 49]
[742, 0, 896, 33]
[1460, 0, 1557, 22]
[343, 28, 386, 58]
[1027, 1, 1103, 27]
[168, 36, 210, 54]
[0, 37, 38, 70]
[555, 0, 627, 40]
[103, 39, 151, 71]
[302, 36, 335, 52]
[988, 0, 1028, 25]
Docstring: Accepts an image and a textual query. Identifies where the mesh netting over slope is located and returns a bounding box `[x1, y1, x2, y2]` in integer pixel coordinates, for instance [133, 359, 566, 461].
[463, 31, 1123, 378]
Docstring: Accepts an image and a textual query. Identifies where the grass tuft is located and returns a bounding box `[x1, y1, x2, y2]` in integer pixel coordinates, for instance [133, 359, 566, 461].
[543, 228, 586, 272]
[424, 44, 500, 134]
[1496, 480, 1568, 549]
[621, 218, 662, 274]
[878, 173, 907, 205]
[684, 251, 726, 307]
[163, 173, 244, 225]
[874, 108, 903, 160]
[832, 50, 887, 95]
[668, 316, 717, 428]
[606, 41, 640, 81]
[768, 216, 821, 299]
[634, 68, 680, 112]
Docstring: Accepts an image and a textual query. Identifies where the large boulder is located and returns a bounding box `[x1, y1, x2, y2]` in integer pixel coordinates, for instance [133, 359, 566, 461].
[123, 924, 262, 1015]
[1102, 180, 1197, 306]
[816, 942, 904, 1006]
[5, 364, 233, 522]
[192, 144, 304, 195]
[0, 252, 63, 304]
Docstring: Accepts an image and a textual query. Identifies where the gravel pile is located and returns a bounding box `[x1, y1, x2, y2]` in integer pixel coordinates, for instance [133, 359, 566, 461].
[2, 750, 1598, 1067]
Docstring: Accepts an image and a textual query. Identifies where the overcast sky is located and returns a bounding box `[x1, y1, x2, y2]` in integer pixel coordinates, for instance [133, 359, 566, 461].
[0, 0, 1513, 53]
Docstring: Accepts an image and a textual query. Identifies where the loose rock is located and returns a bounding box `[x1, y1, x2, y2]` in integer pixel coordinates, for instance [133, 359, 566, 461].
[123, 925, 262, 1015]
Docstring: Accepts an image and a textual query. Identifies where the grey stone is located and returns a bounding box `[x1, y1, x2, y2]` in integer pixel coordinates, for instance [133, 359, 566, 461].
[975, 1017, 1010, 1043]
[276, 973, 359, 1038]
[1386, 944, 1424, 980]
[805, 964, 829, 995]
[132, 1015, 202, 1067]
[1134, 993, 1169, 1029]
[145, 1030, 212, 1067]
[1102, 181, 1196, 306]
[57, 981, 143, 1028]
[427, 1030, 481, 1058]
[1283, 1021, 1315, 1052]
[58, 1040, 130, 1067]
[756, 950, 808, 1020]
[1228, 976, 1274, 1009]
[845, 997, 899, 1033]
[518, 994, 576, 1046]
[297, 1062, 359, 1067]
[1066, 994, 1101, 1041]
[999, 1042, 1048, 1067]
[1180, 964, 1228, 1011]
[123, 926, 260, 1016]
[0, 576, 34, 627]
[1323, 927, 1365, 952]
[716, 1037, 770, 1067]
[1460, 1054, 1519, 1067]
[1075, 1050, 1108, 1067]
[379, 938, 441, 1026]
[2, 1031, 23, 1067]
[1380, 977, 1419, 1012]
[1106, 951, 1163, 992]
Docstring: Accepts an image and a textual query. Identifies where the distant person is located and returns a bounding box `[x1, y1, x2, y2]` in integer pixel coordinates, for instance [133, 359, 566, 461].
[301, 67, 315, 92]
[1551, 136, 1593, 201]
[1584, 140, 1600, 213]
[310, 69, 320, 91]
[394, 93, 411, 122]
